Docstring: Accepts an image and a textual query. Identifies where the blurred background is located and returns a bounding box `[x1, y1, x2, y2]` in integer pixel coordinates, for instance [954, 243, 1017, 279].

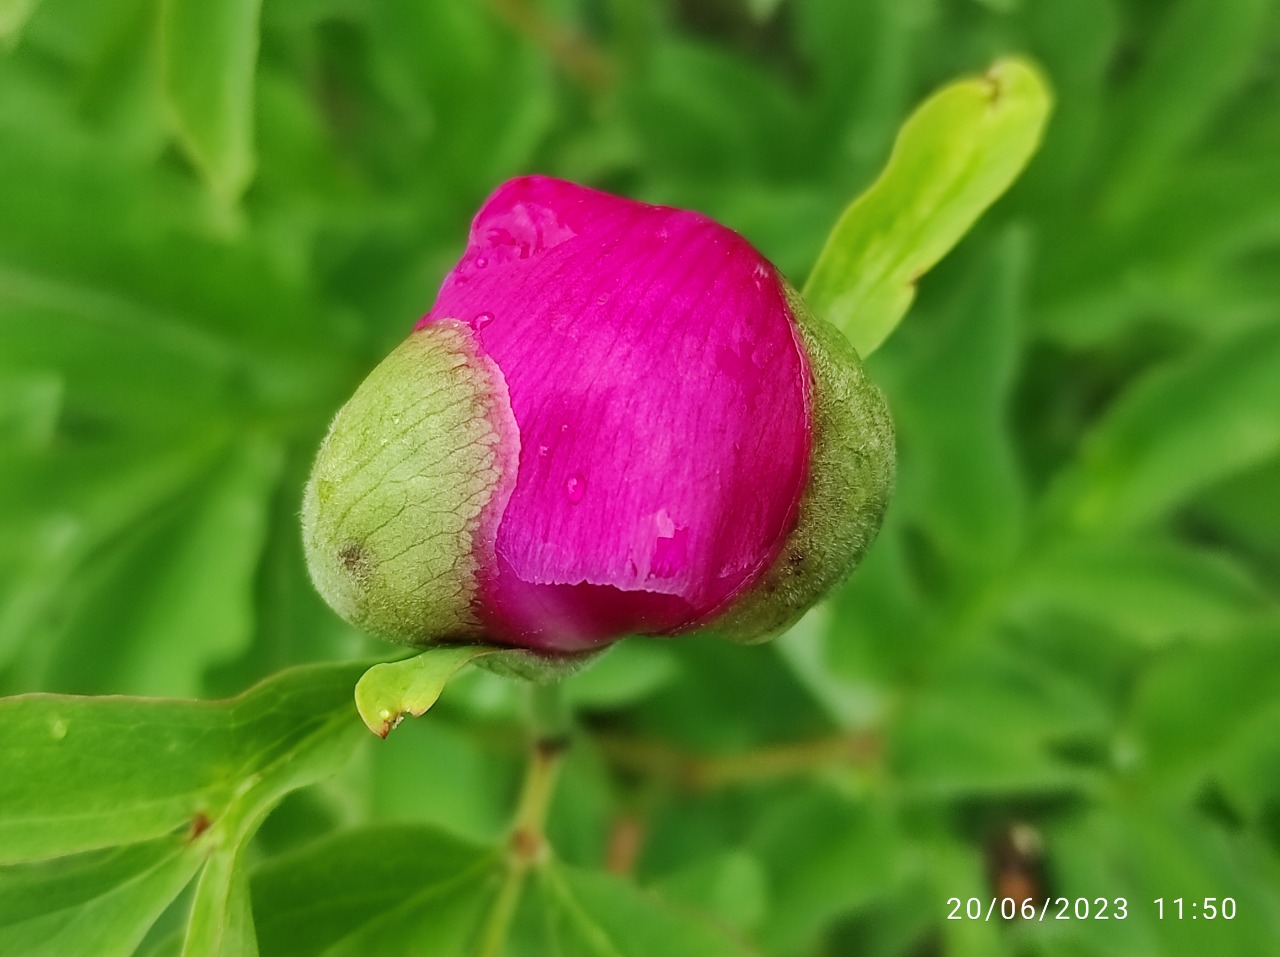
[2, 0, 1279, 954]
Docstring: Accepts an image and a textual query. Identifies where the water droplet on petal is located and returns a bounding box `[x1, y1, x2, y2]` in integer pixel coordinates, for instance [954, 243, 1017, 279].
[475, 256, 488, 269]
[472, 311, 495, 330]
[565, 474, 585, 504]
[595, 293, 610, 305]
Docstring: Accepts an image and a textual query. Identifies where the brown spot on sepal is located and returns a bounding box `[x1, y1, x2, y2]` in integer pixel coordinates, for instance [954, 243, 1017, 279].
[338, 541, 370, 579]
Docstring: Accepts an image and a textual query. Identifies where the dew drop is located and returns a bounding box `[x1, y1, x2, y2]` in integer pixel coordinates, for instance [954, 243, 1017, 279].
[472, 311, 495, 330]
[595, 293, 610, 305]
[538, 445, 549, 457]
[565, 474, 586, 504]
[475, 256, 489, 269]
[51, 719, 67, 740]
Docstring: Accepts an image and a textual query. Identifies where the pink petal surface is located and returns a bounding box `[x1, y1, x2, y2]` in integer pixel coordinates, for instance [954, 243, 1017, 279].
[420, 177, 810, 650]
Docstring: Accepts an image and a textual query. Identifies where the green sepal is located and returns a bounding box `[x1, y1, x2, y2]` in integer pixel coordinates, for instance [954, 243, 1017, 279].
[471, 645, 601, 684]
[355, 644, 601, 737]
[301, 321, 516, 647]
[354, 645, 498, 737]
[707, 287, 895, 643]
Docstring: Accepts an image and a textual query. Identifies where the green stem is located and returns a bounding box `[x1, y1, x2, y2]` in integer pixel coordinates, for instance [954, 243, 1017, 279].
[475, 680, 570, 957]
[529, 679, 572, 745]
[593, 728, 882, 791]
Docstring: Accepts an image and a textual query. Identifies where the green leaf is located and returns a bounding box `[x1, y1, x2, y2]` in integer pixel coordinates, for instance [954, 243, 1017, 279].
[0, 437, 226, 682]
[253, 823, 757, 956]
[0, 371, 61, 450]
[774, 606, 884, 731]
[1193, 457, 1280, 567]
[747, 784, 900, 953]
[793, 0, 924, 181]
[891, 228, 1030, 569]
[373, 0, 558, 182]
[893, 639, 1108, 799]
[1056, 321, 1280, 530]
[110, 437, 283, 696]
[820, 506, 932, 684]
[0, 663, 367, 954]
[354, 645, 498, 738]
[0, 836, 201, 957]
[1040, 803, 1280, 956]
[1009, 536, 1271, 647]
[160, 0, 262, 199]
[250, 825, 499, 957]
[629, 636, 835, 753]
[621, 40, 805, 182]
[0, 0, 41, 48]
[0, 662, 365, 863]
[537, 862, 756, 957]
[1039, 154, 1280, 347]
[924, 839, 1012, 957]
[803, 57, 1051, 356]
[564, 639, 678, 710]
[652, 852, 767, 936]
[1099, 0, 1273, 223]
[366, 715, 514, 843]
[1134, 623, 1280, 793]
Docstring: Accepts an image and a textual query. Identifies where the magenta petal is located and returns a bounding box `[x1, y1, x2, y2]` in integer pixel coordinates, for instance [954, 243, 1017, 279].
[420, 176, 811, 651]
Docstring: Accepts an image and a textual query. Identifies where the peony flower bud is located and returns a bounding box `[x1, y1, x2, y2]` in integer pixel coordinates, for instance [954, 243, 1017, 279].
[303, 176, 893, 654]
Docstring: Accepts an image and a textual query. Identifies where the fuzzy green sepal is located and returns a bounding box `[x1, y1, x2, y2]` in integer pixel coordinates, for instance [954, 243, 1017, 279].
[707, 287, 895, 642]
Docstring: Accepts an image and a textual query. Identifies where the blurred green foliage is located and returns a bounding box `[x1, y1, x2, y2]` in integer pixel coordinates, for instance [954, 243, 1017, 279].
[2, 0, 1279, 955]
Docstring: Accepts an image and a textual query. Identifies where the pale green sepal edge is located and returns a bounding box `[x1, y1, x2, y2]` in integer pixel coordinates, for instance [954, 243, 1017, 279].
[803, 57, 1053, 357]
[355, 646, 498, 738]
[355, 644, 601, 737]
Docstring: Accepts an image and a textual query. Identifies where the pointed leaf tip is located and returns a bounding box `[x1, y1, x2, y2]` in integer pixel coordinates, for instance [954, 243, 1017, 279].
[354, 646, 497, 737]
[160, 0, 262, 200]
[803, 56, 1052, 357]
